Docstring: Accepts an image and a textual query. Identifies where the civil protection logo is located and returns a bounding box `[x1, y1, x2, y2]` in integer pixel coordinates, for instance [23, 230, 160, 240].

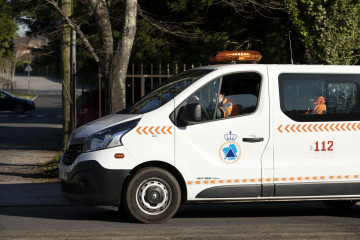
[219, 131, 241, 164]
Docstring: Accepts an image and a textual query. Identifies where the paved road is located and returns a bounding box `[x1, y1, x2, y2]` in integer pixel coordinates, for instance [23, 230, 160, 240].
[0, 202, 359, 239]
[0, 76, 63, 183]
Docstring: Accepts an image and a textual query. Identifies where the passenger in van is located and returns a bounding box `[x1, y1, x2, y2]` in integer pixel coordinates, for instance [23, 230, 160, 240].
[306, 96, 327, 114]
[216, 93, 239, 118]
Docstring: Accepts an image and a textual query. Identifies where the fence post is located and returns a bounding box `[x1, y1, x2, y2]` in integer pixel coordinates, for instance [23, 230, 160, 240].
[151, 63, 153, 90]
[141, 63, 145, 97]
[159, 63, 162, 84]
[132, 63, 135, 104]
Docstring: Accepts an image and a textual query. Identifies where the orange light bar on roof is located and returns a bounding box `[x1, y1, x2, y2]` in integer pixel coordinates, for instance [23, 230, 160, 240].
[209, 50, 262, 64]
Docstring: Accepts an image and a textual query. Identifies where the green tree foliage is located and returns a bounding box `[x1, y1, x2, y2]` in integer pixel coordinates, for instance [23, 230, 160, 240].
[286, 0, 360, 65]
[13, 0, 291, 74]
[132, 0, 290, 65]
[0, 0, 18, 57]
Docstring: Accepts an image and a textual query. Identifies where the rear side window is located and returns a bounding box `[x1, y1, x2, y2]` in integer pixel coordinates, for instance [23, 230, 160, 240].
[279, 73, 360, 122]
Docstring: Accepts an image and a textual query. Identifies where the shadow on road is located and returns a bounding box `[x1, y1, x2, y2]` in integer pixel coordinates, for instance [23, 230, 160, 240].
[0, 187, 359, 224]
[176, 202, 360, 219]
[0, 126, 61, 151]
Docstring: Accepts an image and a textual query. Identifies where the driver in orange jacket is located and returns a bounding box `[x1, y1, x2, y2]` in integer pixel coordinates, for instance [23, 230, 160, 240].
[217, 94, 239, 118]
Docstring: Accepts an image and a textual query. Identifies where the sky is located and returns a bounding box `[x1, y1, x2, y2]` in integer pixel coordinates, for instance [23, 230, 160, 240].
[17, 23, 29, 37]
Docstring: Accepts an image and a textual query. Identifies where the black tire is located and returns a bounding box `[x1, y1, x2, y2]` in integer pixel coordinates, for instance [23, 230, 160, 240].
[14, 103, 25, 114]
[323, 200, 358, 209]
[123, 167, 181, 224]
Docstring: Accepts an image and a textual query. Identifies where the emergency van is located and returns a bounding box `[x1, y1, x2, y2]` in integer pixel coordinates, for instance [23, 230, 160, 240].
[60, 51, 360, 223]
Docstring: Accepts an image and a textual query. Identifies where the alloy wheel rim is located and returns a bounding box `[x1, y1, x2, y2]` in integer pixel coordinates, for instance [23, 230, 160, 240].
[136, 178, 171, 215]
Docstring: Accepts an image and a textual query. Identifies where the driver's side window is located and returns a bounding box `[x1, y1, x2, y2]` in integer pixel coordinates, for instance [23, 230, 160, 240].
[187, 78, 220, 121]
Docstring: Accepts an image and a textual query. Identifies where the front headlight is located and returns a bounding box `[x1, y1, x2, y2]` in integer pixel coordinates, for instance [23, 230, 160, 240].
[83, 119, 139, 152]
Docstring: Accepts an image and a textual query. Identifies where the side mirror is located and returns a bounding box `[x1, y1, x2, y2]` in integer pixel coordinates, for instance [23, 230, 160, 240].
[181, 103, 201, 123]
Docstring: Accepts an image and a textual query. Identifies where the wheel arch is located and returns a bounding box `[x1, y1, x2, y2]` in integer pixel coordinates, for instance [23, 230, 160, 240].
[123, 161, 188, 204]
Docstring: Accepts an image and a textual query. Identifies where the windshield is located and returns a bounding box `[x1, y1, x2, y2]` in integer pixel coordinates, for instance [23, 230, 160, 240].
[123, 69, 213, 114]
[0, 90, 14, 98]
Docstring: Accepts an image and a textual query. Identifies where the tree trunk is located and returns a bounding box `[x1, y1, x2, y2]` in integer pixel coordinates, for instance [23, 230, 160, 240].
[61, 0, 72, 150]
[109, 0, 138, 113]
[88, 0, 114, 115]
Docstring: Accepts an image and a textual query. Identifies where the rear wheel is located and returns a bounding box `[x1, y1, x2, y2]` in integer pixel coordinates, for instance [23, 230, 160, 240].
[323, 200, 358, 209]
[123, 167, 181, 224]
[14, 103, 25, 114]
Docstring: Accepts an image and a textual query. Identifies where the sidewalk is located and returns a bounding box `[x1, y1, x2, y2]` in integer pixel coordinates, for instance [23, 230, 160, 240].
[0, 182, 70, 207]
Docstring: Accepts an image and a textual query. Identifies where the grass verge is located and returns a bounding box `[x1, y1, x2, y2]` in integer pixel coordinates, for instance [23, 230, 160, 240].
[38, 153, 61, 180]
[8, 91, 36, 100]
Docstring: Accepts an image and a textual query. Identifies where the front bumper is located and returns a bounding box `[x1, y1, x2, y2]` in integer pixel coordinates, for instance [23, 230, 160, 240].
[61, 160, 130, 207]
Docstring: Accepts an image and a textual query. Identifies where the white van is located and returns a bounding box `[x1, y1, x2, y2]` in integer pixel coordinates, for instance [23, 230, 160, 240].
[60, 51, 360, 223]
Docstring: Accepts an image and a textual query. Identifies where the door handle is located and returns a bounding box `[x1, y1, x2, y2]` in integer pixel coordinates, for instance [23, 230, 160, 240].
[242, 137, 264, 143]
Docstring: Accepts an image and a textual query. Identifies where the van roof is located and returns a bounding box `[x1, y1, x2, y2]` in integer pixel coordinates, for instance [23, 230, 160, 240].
[196, 64, 360, 74]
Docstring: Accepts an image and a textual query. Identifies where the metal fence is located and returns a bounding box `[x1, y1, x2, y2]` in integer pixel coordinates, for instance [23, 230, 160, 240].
[126, 63, 203, 105]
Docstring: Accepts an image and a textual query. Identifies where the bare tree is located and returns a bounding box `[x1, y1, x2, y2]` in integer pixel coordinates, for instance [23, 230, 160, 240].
[46, 0, 137, 114]
[61, 0, 72, 148]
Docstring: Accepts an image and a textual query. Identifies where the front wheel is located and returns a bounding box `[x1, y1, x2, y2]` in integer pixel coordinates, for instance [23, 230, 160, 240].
[14, 103, 25, 114]
[123, 167, 181, 224]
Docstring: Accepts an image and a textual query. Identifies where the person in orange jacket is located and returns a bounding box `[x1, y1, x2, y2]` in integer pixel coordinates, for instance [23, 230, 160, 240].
[307, 96, 327, 114]
[217, 93, 239, 118]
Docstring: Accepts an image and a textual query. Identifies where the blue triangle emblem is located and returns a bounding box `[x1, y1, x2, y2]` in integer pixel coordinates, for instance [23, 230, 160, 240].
[225, 148, 236, 158]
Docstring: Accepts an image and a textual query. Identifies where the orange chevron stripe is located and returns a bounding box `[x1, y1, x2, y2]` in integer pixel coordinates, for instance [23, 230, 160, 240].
[148, 126, 154, 135]
[285, 125, 290, 132]
[308, 124, 313, 132]
[313, 124, 318, 132]
[142, 126, 148, 135]
[278, 125, 283, 133]
[290, 125, 296, 132]
[302, 124, 307, 132]
[161, 126, 167, 134]
[136, 126, 142, 135]
[187, 174, 360, 185]
[296, 124, 301, 132]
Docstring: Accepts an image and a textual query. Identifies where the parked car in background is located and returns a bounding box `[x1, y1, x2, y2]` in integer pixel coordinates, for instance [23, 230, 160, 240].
[0, 90, 35, 114]
[76, 90, 105, 128]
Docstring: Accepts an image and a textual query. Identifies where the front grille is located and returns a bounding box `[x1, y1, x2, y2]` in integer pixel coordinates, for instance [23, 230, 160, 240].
[63, 144, 83, 165]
